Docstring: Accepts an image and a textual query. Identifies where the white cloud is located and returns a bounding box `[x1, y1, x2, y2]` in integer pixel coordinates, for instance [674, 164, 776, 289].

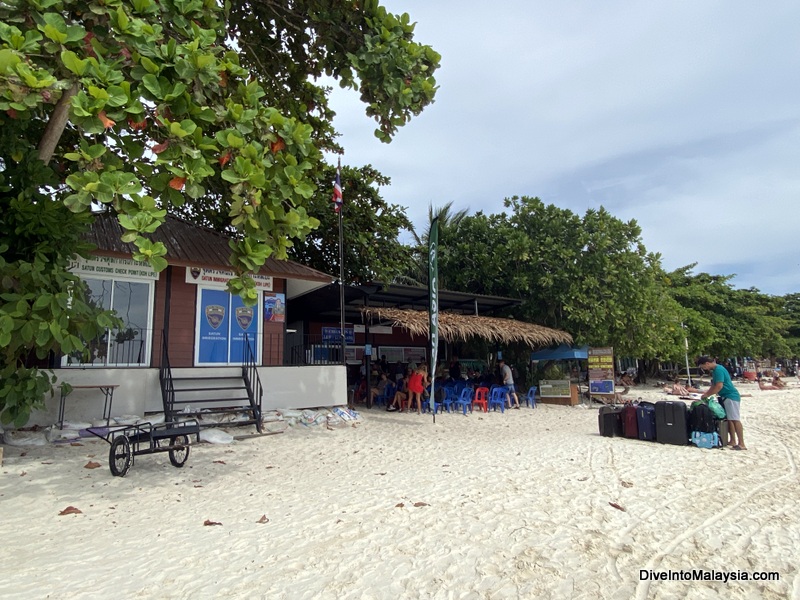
[325, 0, 800, 294]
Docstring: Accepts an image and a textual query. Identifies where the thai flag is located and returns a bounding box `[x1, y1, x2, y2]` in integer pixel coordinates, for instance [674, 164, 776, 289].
[332, 165, 343, 213]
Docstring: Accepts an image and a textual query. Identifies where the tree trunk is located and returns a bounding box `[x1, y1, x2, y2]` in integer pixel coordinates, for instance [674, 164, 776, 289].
[37, 83, 78, 164]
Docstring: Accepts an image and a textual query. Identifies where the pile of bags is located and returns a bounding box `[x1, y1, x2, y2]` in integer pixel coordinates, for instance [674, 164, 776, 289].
[599, 396, 727, 448]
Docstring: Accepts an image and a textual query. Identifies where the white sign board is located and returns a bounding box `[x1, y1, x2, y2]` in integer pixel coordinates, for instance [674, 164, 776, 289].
[185, 267, 273, 291]
[70, 256, 159, 281]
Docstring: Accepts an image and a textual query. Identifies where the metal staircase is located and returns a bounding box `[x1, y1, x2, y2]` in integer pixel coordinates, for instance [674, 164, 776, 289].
[160, 333, 263, 433]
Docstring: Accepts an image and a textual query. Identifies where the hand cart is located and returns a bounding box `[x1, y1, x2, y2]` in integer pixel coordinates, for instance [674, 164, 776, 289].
[86, 419, 201, 477]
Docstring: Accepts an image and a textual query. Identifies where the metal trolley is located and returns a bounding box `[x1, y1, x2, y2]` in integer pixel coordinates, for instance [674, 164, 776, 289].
[87, 419, 201, 477]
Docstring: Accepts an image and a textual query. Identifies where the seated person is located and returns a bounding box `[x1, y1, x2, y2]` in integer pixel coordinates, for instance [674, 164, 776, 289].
[773, 375, 787, 389]
[620, 373, 635, 387]
[388, 370, 411, 411]
[353, 379, 367, 403]
[370, 372, 390, 403]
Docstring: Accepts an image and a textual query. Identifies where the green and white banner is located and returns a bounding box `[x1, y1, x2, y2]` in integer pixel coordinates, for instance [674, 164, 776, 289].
[428, 217, 439, 421]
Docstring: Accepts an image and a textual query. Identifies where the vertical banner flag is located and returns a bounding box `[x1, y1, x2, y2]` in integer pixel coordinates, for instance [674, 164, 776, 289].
[332, 160, 343, 213]
[428, 217, 439, 423]
[334, 157, 346, 365]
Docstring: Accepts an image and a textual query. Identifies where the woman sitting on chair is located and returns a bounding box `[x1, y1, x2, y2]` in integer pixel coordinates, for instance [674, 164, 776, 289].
[388, 370, 411, 412]
[370, 372, 390, 404]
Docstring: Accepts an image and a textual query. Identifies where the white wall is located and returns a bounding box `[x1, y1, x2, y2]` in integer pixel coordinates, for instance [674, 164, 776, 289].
[27, 365, 348, 427]
[259, 365, 347, 411]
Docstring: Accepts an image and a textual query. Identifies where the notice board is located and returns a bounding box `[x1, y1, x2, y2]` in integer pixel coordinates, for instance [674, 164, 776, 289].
[539, 379, 579, 406]
[588, 347, 615, 396]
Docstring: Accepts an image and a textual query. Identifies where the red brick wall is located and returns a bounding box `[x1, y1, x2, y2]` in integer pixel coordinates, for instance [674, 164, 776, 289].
[166, 272, 198, 368]
[262, 279, 285, 365]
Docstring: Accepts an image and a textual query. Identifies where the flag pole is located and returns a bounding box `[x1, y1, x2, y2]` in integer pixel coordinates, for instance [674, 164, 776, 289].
[336, 158, 346, 366]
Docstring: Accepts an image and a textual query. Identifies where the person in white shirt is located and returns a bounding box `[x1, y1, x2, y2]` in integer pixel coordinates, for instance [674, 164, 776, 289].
[498, 358, 520, 409]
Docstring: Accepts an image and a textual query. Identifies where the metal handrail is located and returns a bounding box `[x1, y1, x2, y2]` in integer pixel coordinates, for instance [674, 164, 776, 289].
[242, 334, 263, 433]
[159, 332, 176, 422]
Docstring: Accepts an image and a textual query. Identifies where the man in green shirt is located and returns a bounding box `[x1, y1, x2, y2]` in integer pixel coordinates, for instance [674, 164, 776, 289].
[697, 355, 745, 450]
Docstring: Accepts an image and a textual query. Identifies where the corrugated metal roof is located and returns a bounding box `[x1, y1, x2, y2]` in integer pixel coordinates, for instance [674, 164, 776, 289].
[86, 212, 333, 283]
[287, 282, 522, 323]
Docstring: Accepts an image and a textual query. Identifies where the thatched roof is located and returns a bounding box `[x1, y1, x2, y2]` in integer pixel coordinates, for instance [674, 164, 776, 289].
[361, 307, 573, 348]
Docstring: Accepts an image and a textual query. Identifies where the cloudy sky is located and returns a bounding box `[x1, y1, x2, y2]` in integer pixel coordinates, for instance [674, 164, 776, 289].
[324, 1, 799, 296]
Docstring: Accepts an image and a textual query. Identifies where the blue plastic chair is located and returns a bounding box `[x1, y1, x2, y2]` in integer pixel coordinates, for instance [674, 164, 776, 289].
[422, 395, 443, 413]
[454, 387, 474, 415]
[440, 387, 459, 413]
[488, 386, 506, 413]
[374, 383, 395, 407]
[525, 386, 538, 408]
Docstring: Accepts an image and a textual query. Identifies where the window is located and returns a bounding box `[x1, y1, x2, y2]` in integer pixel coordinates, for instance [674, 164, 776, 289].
[63, 278, 154, 367]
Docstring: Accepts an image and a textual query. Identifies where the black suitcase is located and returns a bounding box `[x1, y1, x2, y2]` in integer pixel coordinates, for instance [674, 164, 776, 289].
[655, 401, 689, 445]
[636, 402, 657, 441]
[599, 405, 623, 437]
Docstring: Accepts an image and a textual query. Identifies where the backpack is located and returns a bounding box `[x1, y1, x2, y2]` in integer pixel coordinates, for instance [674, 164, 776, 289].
[690, 402, 716, 434]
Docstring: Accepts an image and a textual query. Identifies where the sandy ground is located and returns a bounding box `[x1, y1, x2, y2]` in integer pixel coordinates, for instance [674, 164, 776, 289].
[1, 381, 799, 599]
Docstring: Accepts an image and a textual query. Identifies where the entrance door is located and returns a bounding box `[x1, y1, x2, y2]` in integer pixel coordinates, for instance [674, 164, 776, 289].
[196, 288, 260, 365]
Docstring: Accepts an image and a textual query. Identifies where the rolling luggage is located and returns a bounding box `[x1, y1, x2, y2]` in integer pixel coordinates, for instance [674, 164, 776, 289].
[621, 404, 638, 439]
[655, 401, 689, 445]
[636, 402, 657, 441]
[598, 405, 623, 437]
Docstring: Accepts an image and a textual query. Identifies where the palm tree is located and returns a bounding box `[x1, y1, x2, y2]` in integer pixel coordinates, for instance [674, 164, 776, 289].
[397, 201, 470, 287]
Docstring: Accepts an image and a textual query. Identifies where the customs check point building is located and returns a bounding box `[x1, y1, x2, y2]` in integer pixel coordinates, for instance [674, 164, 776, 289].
[29, 213, 341, 427]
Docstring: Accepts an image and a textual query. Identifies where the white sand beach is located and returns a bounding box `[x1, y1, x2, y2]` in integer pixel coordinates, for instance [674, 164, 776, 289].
[2, 381, 799, 599]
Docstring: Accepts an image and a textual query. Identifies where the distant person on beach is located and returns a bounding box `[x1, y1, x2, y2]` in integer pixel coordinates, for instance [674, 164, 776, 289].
[394, 361, 405, 383]
[498, 358, 520, 409]
[758, 376, 786, 391]
[663, 382, 701, 395]
[407, 365, 429, 414]
[449, 356, 462, 382]
[697, 356, 745, 450]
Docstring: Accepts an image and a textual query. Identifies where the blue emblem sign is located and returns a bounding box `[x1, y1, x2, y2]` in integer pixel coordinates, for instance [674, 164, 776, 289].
[229, 294, 255, 363]
[205, 304, 225, 329]
[235, 306, 254, 330]
[198, 290, 230, 363]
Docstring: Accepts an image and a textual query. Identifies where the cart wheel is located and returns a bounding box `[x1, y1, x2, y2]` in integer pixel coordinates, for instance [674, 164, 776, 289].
[169, 435, 190, 468]
[109, 435, 132, 477]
